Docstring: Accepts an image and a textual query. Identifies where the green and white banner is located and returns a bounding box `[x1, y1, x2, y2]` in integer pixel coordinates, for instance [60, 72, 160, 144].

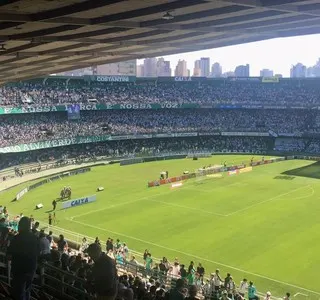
[0, 131, 270, 153]
[0, 103, 199, 115]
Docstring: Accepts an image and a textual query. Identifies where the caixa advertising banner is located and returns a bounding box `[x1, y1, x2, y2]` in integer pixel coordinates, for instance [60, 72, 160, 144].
[62, 195, 96, 209]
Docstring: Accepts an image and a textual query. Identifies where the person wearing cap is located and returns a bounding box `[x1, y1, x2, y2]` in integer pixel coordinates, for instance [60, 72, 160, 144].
[7, 217, 39, 300]
[248, 281, 259, 300]
[86, 243, 118, 300]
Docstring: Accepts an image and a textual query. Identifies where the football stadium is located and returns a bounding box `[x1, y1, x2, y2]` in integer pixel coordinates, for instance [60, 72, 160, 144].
[1, 1, 320, 300]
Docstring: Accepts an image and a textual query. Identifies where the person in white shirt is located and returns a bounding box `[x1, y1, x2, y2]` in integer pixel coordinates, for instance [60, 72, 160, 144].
[213, 269, 222, 290]
[80, 237, 88, 252]
[172, 262, 180, 278]
[239, 278, 248, 297]
[265, 291, 271, 300]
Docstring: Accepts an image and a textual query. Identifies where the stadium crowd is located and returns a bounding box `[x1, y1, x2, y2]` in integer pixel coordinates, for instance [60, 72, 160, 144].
[0, 109, 314, 147]
[0, 136, 271, 172]
[0, 213, 289, 300]
[0, 81, 320, 106]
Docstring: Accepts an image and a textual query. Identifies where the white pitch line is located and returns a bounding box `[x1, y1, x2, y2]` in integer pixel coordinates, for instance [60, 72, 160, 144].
[149, 199, 227, 217]
[71, 189, 177, 219]
[294, 292, 308, 297]
[67, 219, 320, 296]
[226, 185, 312, 217]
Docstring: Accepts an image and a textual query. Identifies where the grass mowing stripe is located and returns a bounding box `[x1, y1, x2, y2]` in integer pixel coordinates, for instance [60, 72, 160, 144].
[226, 185, 311, 216]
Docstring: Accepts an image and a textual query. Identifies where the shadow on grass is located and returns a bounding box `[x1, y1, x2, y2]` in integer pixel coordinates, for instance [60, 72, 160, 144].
[282, 161, 320, 179]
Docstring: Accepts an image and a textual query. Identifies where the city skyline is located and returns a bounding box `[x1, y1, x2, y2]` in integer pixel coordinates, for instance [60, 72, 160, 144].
[137, 34, 320, 77]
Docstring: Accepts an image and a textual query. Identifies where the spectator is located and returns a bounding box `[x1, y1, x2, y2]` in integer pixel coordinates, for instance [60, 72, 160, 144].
[57, 234, 67, 252]
[39, 230, 51, 261]
[86, 242, 118, 300]
[248, 281, 259, 300]
[31, 221, 40, 237]
[283, 292, 291, 300]
[238, 278, 248, 297]
[7, 217, 39, 300]
[265, 292, 271, 300]
[186, 285, 198, 300]
[168, 278, 186, 300]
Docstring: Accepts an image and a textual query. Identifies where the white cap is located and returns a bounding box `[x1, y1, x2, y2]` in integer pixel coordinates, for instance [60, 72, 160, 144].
[267, 292, 271, 296]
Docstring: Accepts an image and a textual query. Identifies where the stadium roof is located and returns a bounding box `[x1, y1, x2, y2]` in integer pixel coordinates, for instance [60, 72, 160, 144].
[0, 0, 319, 84]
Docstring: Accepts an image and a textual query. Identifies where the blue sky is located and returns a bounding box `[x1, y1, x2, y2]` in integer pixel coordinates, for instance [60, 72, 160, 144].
[138, 34, 320, 77]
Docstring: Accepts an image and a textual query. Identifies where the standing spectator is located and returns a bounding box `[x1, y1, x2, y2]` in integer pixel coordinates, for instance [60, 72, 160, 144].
[39, 230, 51, 261]
[128, 255, 138, 275]
[196, 263, 205, 283]
[95, 237, 101, 246]
[224, 273, 231, 289]
[57, 234, 68, 252]
[186, 285, 198, 300]
[283, 292, 291, 300]
[143, 249, 149, 262]
[226, 276, 235, 298]
[172, 262, 180, 278]
[46, 231, 53, 245]
[168, 278, 185, 300]
[180, 264, 187, 279]
[265, 292, 271, 300]
[213, 269, 222, 291]
[80, 237, 89, 252]
[86, 243, 118, 300]
[7, 217, 39, 300]
[187, 261, 195, 285]
[238, 278, 248, 297]
[145, 253, 153, 274]
[31, 221, 40, 237]
[248, 281, 259, 300]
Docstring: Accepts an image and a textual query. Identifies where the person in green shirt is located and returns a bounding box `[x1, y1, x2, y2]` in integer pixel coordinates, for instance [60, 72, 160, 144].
[248, 281, 259, 300]
[145, 253, 153, 273]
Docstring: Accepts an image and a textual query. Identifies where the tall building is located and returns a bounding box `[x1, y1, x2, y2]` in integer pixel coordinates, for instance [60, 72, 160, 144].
[157, 57, 171, 76]
[314, 58, 320, 77]
[290, 63, 306, 78]
[234, 64, 250, 77]
[306, 58, 320, 77]
[222, 71, 235, 77]
[193, 60, 201, 77]
[200, 57, 210, 77]
[96, 60, 136, 76]
[175, 60, 188, 77]
[211, 62, 222, 77]
[143, 58, 157, 77]
[260, 69, 274, 77]
[137, 64, 144, 77]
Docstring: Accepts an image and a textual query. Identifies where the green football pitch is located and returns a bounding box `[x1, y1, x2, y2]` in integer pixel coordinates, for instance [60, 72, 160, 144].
[2, 155, 320, 299]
